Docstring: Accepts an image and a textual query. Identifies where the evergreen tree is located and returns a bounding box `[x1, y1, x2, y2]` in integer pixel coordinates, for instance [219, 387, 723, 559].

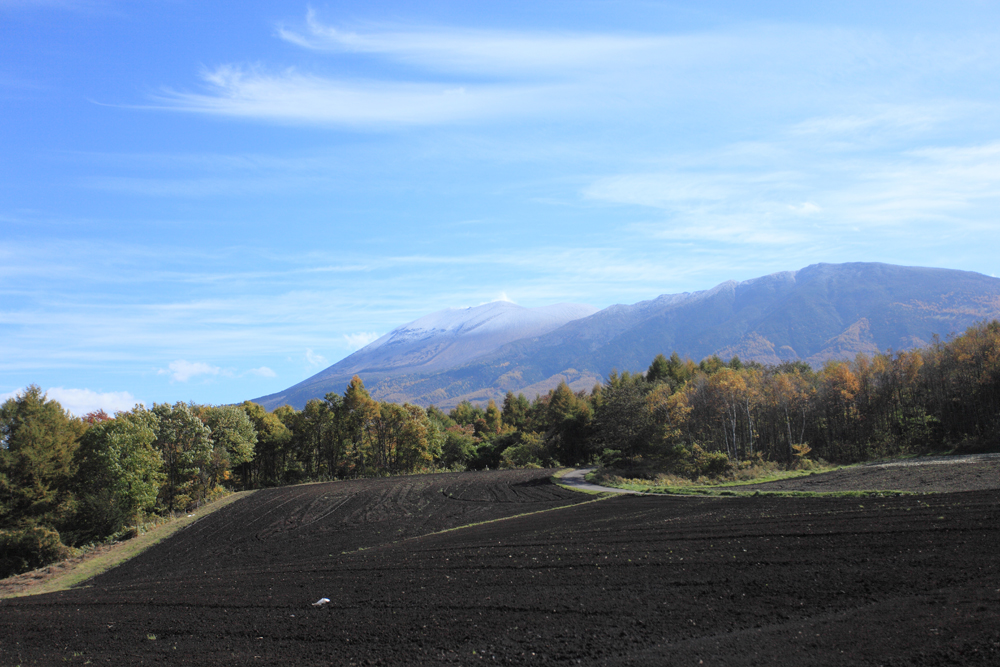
[0, 386, 83, 576]
[647, 353, 671, 384]
[501, 392, 531, 430]
[0, 385, 83, 531]
[594, 371, 654, 467]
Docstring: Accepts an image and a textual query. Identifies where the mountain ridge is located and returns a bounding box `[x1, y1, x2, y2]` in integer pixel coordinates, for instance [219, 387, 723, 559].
[252, 262, 1000, 410]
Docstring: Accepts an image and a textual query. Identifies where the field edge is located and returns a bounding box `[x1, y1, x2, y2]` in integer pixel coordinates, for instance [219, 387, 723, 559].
[0, 490, 255, 600]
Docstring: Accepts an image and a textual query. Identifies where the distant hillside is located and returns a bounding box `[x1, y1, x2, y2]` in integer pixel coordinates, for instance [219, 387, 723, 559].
[253, 301, 597, 410]
[253, 263, 1000, 410]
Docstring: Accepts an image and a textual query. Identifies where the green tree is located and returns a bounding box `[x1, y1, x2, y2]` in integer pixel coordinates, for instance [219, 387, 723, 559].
[594, 371, 654, 467]
[426, 405, 456, 430]
[699, 355, 726, 375]
[202, 405, 258, 488]
[0, 526, 70, 578]
[484, 399, 503, 435]
[441, 427, 478, 468]
[0, 385, 83, 531]
[449, 400, 485, 426]
[395, 404, 438, 472]
[73, 407, 164, 539]
[285, 399, 325, 479]
[646, 353, 671, 384]
[501, 392, 531, 430]
[240, 401, 292, 487]
[151, 402, 213, 512]
[343, 376, 379, 474]
[500, 431, 546, 469]
[541, 382, 594, 465]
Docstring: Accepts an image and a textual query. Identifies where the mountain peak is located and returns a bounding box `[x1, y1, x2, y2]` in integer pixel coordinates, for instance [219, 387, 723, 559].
[252, 263, 1000, 410]
[366, 301, 598, 351]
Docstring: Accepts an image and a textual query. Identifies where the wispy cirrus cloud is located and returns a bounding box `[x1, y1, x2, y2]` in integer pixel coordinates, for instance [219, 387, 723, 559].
[140, 8, 1000, 136]
[584, 104, 1000, 244]
[277, 9, 667, 76]
[153, 65, 557, 127]
[141, 15, 813, 128]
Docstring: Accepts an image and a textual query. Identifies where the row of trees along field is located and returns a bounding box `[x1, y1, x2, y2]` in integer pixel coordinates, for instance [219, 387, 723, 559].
[3, 320, 999, 577]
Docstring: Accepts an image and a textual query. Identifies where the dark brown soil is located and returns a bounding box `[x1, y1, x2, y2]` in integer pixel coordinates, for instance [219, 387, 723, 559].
[1, 465, 998, 666]
[0, 543, 121, 598]
[745, 453, 1000, 494]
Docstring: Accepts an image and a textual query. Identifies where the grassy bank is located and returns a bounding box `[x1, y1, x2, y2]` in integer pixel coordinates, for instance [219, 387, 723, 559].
[581, 463, 909, 498]
[0, 491, 253, 600]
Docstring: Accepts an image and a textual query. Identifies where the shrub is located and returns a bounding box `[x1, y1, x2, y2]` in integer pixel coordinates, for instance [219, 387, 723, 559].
[441, 429, 478, 468]
[500, 431, 550, 469]
[0, 526, 72, 578]
[657, 443, 732, 480]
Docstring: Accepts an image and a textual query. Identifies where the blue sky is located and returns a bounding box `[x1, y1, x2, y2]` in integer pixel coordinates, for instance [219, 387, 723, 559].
[3, 0, 1000, 415]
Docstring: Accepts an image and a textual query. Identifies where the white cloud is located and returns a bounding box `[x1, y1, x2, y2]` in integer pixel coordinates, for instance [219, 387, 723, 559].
[305, 348, 328, 367]
[279, 10, 668, 76]
[246, 366, 276, 378]
[583, 172, 785, 208]
[0, 386, 139, 417]
[158, 360, 221, 382]
[789, 202, 822, 215]
[143, 13, 1000, 134]
[46, 387, 139, 416]
[789, 106, 944, 141]
[150, 18, 806, 128]
[478, 293, 516, 305]
[153, 65, 556, 127]
[584, 134, 1000, 241]
[342, 332, 381, 350]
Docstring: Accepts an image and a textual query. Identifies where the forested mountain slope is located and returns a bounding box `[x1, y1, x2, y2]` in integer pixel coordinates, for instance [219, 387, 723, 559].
[255, 263, 1000, 409]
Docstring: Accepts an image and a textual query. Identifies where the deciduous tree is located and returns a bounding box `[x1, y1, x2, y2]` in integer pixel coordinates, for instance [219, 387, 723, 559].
[73, 407, 164, 538]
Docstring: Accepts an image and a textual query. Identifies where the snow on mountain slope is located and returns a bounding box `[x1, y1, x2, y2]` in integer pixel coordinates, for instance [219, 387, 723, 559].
[339, 301, 597, 374]
[367, 301, 598, 352]
[255, 263, 1000, 411]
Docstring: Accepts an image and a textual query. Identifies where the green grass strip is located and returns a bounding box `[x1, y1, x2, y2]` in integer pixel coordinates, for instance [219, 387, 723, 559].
[339, 493, 614, 556]
[549, 468, 613, 496]
[581, 466, 913, 498]
[625, 487, 912, 498]
[2, 491, 254, 599]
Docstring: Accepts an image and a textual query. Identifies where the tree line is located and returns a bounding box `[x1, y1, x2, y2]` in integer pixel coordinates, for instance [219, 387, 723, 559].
[3, 320, 998, 577]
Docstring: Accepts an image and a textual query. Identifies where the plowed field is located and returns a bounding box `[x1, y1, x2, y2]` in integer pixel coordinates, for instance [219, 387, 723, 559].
[2, 465, 998, 666]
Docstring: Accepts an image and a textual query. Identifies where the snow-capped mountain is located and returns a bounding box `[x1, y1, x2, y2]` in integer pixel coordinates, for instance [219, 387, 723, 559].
[362, 301, 599, 369]
[253, 263, 1000, 410]
[253, 300, 597, 409]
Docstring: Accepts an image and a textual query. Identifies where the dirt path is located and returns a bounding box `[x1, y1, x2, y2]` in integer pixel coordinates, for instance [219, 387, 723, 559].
[574, 452, 1000, 496]
[557, 467, 639, 494]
